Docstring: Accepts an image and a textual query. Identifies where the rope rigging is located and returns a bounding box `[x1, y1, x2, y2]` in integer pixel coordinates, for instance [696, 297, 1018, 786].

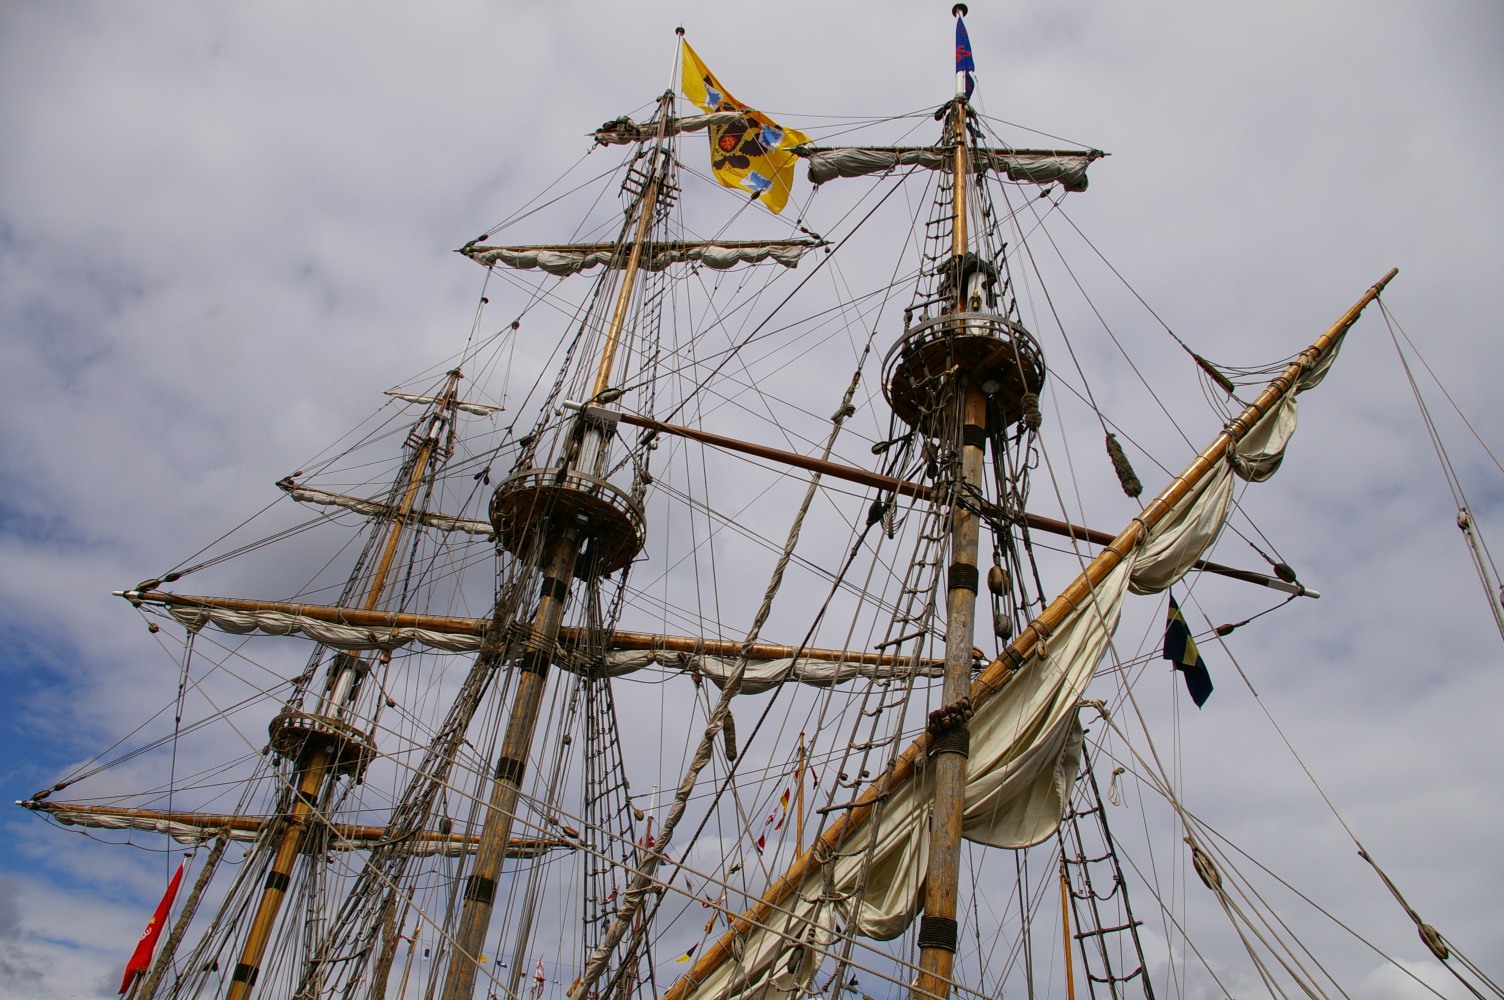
[1381, 301, 1504, 643]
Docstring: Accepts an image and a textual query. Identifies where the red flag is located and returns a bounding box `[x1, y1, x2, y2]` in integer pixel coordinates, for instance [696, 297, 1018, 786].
[119, 861, 185, 994]
[771, 788, 792, 831]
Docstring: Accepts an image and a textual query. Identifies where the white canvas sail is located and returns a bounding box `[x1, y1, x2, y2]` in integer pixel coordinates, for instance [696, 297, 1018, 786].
[799, 146, 1102, 191]
[462, 239, 820, 275]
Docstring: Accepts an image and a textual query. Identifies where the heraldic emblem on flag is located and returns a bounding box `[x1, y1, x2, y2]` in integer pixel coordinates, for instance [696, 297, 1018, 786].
[680, 40, 810, 214]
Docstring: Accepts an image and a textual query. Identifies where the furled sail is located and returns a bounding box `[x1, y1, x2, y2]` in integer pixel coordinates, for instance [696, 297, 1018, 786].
[21, 801, 569, 858]
[162, 603, 489, 653]
[278, 481, 495, 537]
[600, 650, 945, 694]
[384, 390, 504, 415]
[592, 111, 743, 145]
[1130, 392, 1299, 593]
[460, 239, 823, 276]
[795, 146, 1104, 191]
[127, 592, 943, 691]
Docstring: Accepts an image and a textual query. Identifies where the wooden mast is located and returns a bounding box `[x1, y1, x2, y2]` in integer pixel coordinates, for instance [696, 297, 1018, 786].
[437, 90, 672, 1000]
[225, 371, 463, 1000]
[910, 75, 980, 1000]
[1060, 861, 1078, 1000]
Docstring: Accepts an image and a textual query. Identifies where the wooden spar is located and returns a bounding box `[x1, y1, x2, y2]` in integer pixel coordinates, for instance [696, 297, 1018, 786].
[124, 590, 947, 669]
[1060, 861, 1077, 1000]
[465, 238, 822, 255]
[613, 412, 1315, 596]
[438, 92, 673, 1000]
[20, 800, 572, 855]
[361, 375, 461, 611]
[395, 924, 420, 1000]
[441, 517, 581, 1000]
[226, 370, 464, 1000]
[796, 733, 806, 857]
[660, 268, 1397, 1000]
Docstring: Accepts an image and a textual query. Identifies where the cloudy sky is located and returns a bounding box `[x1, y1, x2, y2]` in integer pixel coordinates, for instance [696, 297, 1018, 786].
[2, 2, 1502, 998]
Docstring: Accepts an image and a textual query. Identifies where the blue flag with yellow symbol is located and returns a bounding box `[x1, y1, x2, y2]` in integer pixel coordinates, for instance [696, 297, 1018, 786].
[1164, 594, 1213, 707]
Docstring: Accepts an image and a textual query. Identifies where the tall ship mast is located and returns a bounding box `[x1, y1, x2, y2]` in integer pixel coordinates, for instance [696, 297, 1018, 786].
[17, 12, 1500, 1000]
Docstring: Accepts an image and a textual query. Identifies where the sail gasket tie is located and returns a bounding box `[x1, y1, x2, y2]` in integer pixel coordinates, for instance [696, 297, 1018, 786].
[464, 874, 498, 905]
[948, 563, 979, 593]
[917, 914, 959, 953]
[495, 756, 527, 785]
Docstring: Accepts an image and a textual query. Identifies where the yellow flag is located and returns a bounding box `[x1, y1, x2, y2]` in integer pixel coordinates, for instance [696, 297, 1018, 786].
[680, 41, 809, 214]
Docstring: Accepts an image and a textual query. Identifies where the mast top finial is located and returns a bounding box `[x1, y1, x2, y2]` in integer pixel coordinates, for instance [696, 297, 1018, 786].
[952, 4, 968, 17]
[675, 25, 685, 36]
